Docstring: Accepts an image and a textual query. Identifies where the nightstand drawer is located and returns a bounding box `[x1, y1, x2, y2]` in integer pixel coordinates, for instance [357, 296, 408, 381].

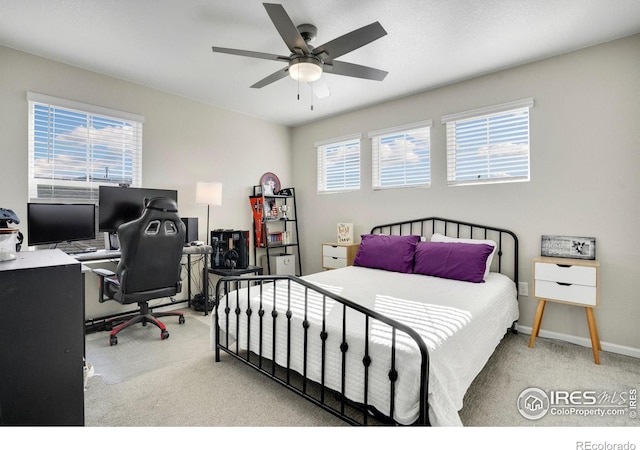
[323, 244, 347, 258]
[322, 243, 360, 270]
[534, 262, 597, 286]
[534, 280, 597, 306]
[323, 256, 347, 269]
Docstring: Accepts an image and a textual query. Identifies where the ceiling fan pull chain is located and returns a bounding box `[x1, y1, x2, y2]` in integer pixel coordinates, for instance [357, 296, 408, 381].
[310, 84, 314, 111]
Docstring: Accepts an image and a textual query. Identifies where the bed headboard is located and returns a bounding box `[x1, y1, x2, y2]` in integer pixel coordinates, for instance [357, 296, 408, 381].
[370, 217, 519, 285]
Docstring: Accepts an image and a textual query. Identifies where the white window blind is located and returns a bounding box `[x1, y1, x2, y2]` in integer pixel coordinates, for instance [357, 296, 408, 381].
[442, 98, 533, 186]
[369, 120, 432, 190]
[28, 92, 143, 202]
[315, 134, 361, 194]
[27, 93, 144, 250]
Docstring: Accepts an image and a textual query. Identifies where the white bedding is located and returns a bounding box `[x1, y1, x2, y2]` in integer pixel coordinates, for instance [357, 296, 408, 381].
[212, 265, 518, 426]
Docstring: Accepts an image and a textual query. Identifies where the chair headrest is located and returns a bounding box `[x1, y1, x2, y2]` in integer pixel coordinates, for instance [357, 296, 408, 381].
[144, 197, 178, 213]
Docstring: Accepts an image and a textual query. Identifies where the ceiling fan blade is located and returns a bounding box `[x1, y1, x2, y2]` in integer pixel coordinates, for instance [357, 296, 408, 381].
[311, 78, 330, 99]
[212, 46, 289, 62]
[313, 21, 387, 62]
[263, 3, 310, 55]
[324, 60, 388, 81]
[250, 67, 290, 89]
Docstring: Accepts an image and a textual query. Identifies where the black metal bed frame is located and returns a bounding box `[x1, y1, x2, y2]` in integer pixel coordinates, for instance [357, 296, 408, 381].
[214, 217, 519, 426]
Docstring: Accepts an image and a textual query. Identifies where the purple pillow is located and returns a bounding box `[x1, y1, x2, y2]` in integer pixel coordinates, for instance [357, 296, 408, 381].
[353, 234, 420, 274]
[413, 241, 494, 283]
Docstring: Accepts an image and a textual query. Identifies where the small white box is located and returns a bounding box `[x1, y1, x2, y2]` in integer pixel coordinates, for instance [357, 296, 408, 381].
[261, 253, 296, 276]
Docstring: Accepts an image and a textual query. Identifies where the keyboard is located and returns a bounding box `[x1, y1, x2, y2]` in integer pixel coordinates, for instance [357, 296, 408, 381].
[73, 249, 121, 261]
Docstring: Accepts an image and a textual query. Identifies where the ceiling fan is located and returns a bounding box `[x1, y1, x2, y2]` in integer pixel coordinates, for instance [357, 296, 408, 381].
[211, 3, 388, 97]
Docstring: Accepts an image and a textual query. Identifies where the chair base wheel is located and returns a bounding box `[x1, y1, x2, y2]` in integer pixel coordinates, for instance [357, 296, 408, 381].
[179, 316, 185, 325]
[110, 335, 118, 346]
[161, 330, 170, 340]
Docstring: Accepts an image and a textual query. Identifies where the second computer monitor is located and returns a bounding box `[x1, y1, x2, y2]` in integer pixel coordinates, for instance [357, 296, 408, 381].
[98, 186, 178, 233]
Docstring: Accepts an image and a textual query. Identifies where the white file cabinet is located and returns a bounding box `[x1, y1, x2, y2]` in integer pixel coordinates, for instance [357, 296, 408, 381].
[529, 256, 601, 364]
[322, 243, 360, 270]
[261, 253, 296, 276]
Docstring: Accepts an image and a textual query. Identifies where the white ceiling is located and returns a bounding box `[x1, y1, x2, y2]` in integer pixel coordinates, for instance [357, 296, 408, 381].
[1, 0, 639, 127]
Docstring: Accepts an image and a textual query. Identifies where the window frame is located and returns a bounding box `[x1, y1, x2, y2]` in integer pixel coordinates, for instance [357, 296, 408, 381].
[27, 92, 144, 249]
[368, 120, 432, 190]
[315, 133, 362, 194]
[441, 98, 533, 187]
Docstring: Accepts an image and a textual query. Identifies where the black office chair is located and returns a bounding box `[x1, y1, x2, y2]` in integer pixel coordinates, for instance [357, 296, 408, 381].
[93, 197, 186, 346]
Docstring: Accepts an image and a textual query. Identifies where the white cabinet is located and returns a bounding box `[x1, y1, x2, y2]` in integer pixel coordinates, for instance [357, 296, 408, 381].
[529, 256, 601, 364]
[322, 243, 360, 270]
[261, 253, 296, 276]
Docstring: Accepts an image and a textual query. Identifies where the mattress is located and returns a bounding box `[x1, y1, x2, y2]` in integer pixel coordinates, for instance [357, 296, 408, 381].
[213, 265, 518, 426]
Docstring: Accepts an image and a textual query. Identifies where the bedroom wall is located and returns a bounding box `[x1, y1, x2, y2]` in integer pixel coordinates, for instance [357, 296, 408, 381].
[290, 34, 640, 355]
[0, 45, 291, 319]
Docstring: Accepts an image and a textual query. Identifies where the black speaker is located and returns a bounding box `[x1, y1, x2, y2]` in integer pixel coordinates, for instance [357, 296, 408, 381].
[211, 230, 249, 269]
[181, 217, 198, 244]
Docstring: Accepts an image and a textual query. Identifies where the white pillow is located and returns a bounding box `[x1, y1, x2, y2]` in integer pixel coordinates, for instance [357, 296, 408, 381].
[430, 233, 497, 279]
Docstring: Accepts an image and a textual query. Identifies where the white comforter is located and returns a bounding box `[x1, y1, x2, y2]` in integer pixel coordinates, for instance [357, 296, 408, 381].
[212, 266, 518, 426]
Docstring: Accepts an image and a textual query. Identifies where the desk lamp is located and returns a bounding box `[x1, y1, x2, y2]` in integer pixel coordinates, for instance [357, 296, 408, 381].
[196, 182, 222, 245]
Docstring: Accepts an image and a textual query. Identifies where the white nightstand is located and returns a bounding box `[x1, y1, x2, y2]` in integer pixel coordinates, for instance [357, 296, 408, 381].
[322, 243, 360, 270]
[528, 256, 601, 364]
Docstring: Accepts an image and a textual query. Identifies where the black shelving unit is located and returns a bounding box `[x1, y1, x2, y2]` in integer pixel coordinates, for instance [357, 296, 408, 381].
[250, 185, 302, 276]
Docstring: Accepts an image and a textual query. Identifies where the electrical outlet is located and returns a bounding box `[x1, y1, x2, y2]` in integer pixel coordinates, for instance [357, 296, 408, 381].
[518, 282, 529, 297]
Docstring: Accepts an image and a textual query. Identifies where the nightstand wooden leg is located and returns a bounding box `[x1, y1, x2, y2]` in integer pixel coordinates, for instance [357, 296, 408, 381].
[529, 299, 546, 348]
[585, 307, 601, 364]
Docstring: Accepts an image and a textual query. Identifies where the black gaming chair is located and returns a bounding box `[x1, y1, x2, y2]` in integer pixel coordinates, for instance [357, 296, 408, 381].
[93, 197, 186, 346]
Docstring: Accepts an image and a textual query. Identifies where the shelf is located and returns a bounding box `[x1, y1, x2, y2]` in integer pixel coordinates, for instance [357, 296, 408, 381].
[251, 185, 301, 276]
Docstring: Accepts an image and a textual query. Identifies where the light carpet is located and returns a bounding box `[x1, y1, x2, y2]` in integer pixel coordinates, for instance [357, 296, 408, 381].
[84, 308, 640, 428]
[85, 314, 211, 384]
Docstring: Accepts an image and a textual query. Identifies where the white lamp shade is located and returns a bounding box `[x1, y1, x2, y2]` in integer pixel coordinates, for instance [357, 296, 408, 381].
[196, 182, 222, 206]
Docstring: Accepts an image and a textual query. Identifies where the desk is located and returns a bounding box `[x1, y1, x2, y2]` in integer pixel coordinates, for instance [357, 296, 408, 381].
[0, 249, 84, 425]
[209, 265, 263, 278]
[209, 265, 263, 306]
[78, 245, 213, 328]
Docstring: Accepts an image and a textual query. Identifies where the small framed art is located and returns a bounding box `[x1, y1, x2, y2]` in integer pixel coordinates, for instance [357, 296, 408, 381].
[541, 235, 596, 260]
[260, 172, 281, 196]
[337, 223, 354, 244]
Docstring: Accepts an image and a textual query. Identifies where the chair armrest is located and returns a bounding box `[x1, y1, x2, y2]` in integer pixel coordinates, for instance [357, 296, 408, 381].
[92, 268, 116, 278]
[92, 268, 117, 303]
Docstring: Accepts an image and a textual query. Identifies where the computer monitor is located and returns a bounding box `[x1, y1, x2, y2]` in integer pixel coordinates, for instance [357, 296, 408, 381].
[98, 186, 178, 232]
[27, 203, 96, 246]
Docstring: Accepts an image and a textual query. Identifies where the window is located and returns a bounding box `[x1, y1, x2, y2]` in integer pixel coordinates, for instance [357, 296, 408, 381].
[27, 92, 144, 249]
[315, 134, 361, 194]
[369, 121, 432, 189]
[442, 98, 533, 186]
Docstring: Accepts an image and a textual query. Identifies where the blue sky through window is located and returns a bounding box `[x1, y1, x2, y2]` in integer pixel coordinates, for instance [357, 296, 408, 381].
[33, 104, 136, 185]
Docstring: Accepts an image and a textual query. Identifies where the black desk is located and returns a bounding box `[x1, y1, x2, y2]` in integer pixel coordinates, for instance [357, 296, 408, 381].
[0, 250, 84, 425]
[208, 265, 263, 309]
[208, 265, 263, 278]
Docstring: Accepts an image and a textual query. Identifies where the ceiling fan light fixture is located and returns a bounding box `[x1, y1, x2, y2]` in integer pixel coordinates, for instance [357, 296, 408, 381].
[289, 57, 323, 83]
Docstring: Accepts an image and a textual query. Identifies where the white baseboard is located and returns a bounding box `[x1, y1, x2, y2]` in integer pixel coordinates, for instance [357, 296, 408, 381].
[516, 324, 640, 359]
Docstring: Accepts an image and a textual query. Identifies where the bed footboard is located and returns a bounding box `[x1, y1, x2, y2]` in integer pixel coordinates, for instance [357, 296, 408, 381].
[214, 275, 430, 426]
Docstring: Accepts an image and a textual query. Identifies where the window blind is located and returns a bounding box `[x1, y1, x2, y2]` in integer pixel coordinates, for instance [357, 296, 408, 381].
[442, 98, 533, 186]
[27, 92, 144, 250]
[28, 92, 144, 202]
[369, 120, 432, 190]
[315, 134, 361, 194]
